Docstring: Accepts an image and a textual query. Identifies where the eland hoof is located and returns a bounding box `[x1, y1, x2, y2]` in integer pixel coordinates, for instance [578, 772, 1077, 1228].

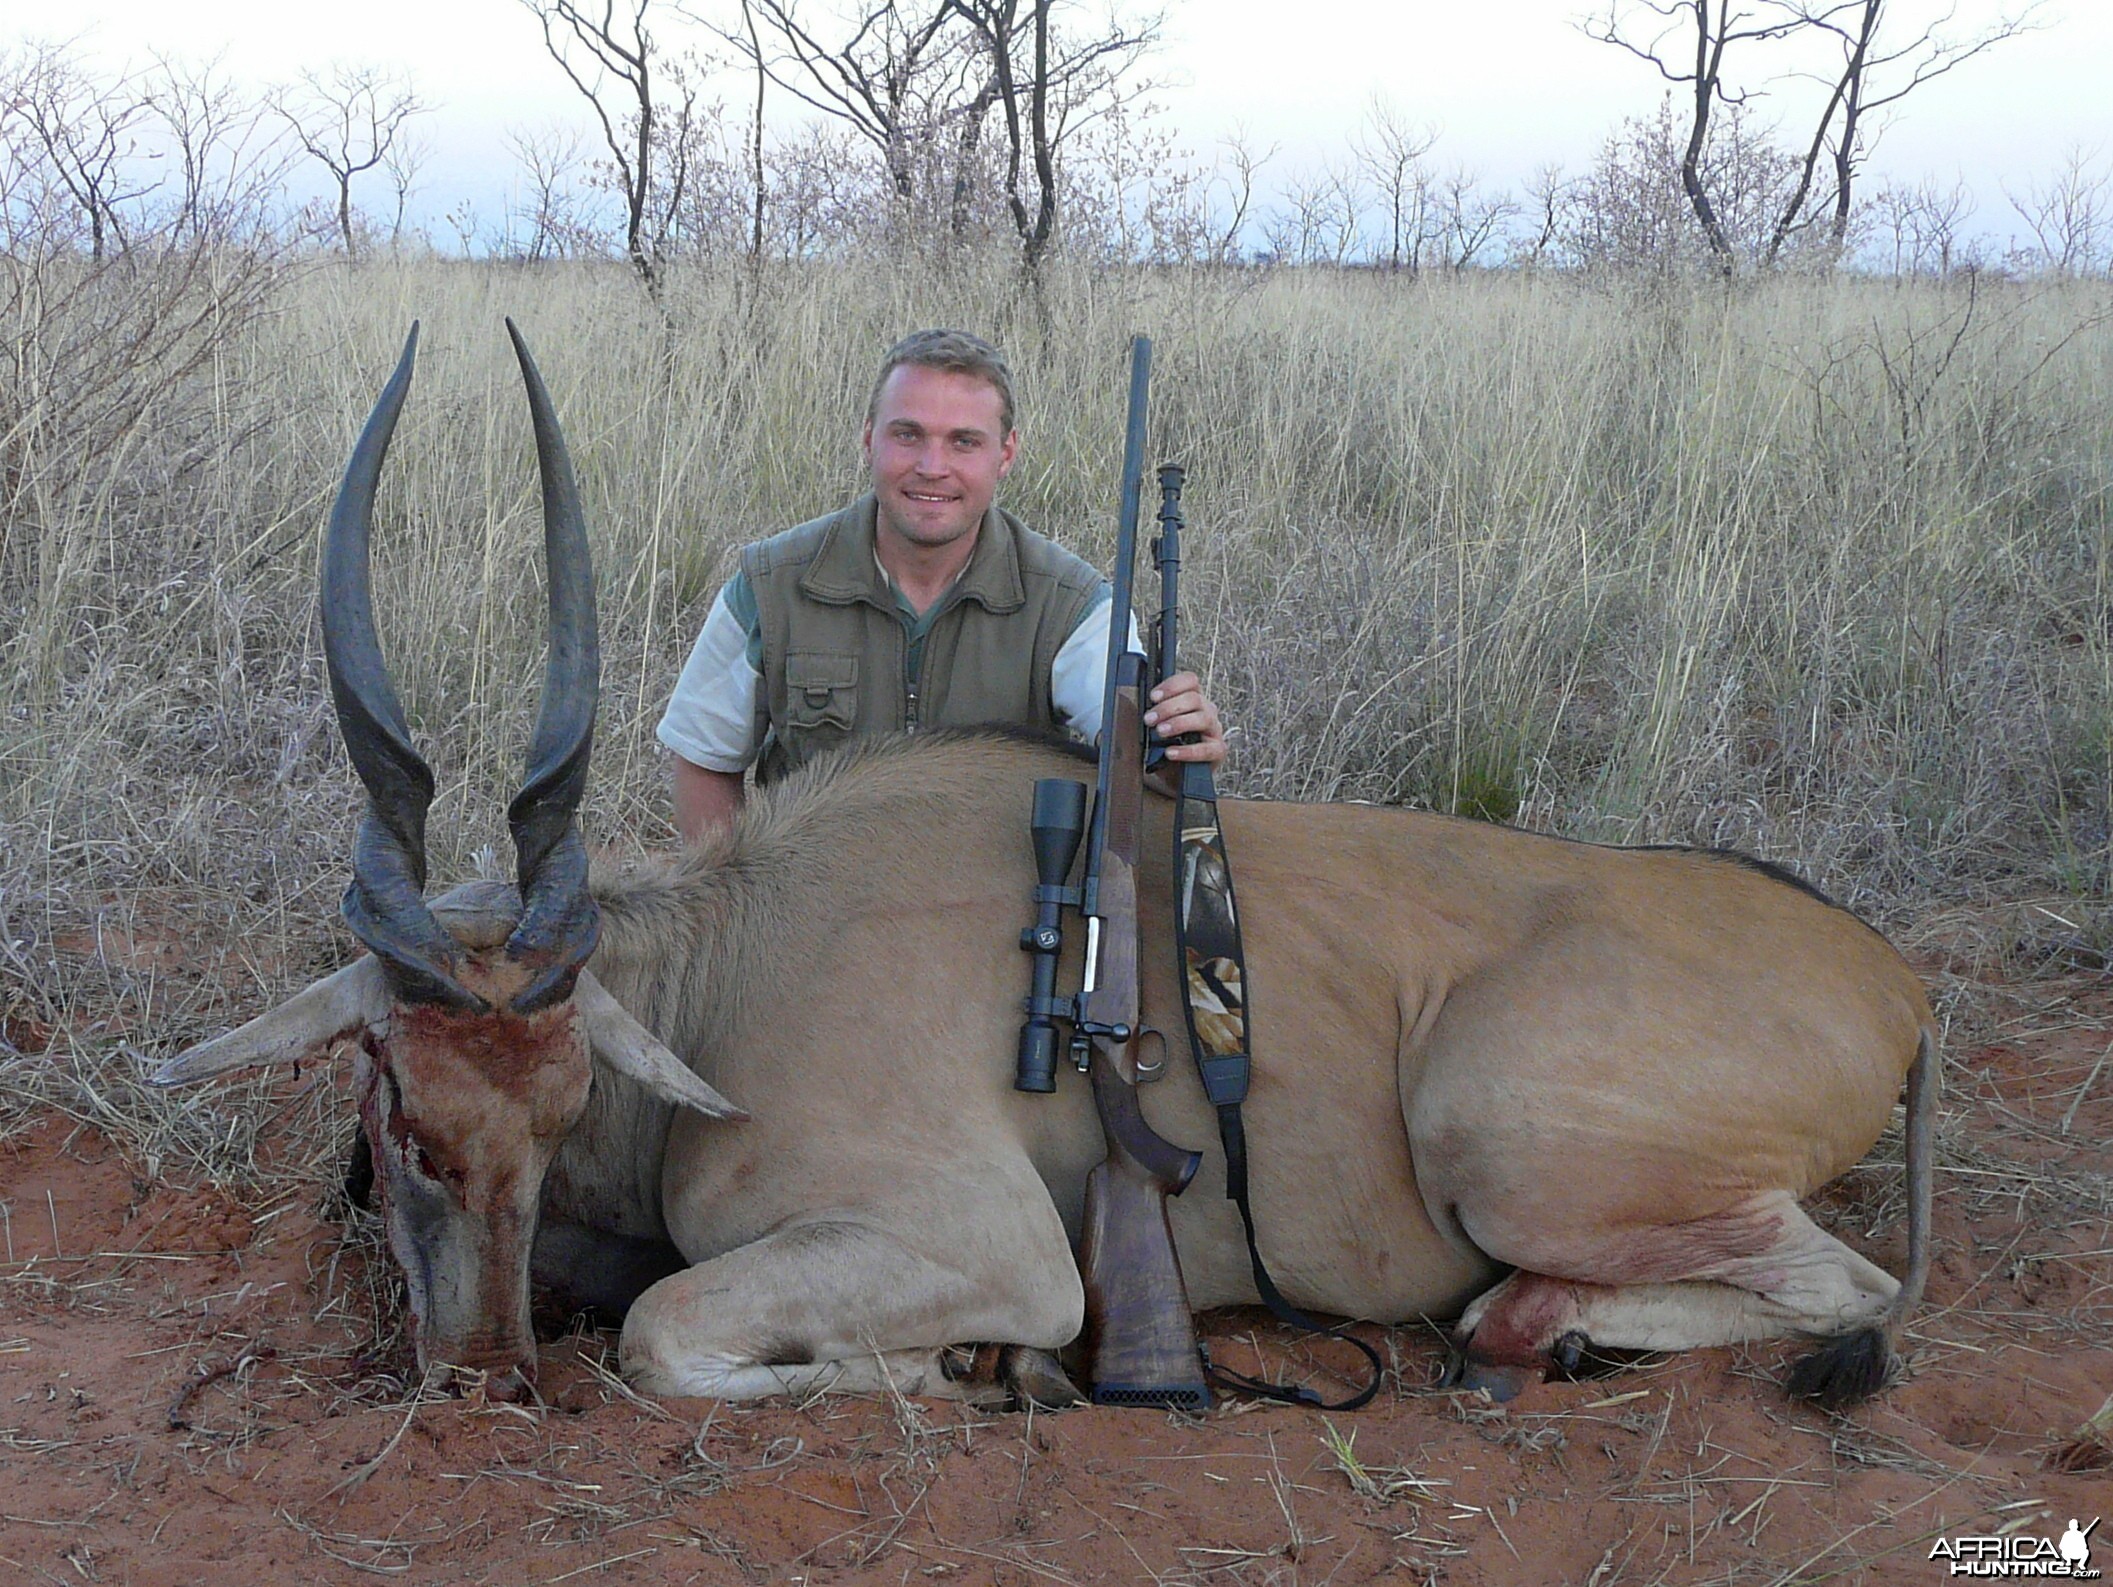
[1552, 1329, 1590, 1376]
[1442, 1347, 1539, 1403]
[1001, 1346, 1086, 1410]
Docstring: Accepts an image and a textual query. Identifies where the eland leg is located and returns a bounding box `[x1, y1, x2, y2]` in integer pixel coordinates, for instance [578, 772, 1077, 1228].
[619, 1213, 1084, 1405]
[1450, 1193, 1898, 1398]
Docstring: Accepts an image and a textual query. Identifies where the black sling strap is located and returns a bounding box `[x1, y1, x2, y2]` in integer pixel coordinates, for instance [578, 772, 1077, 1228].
[1171, 779, 1383, 1412]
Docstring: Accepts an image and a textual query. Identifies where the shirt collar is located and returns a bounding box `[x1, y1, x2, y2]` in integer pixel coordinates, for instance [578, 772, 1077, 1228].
[800, 493, 1028, 615]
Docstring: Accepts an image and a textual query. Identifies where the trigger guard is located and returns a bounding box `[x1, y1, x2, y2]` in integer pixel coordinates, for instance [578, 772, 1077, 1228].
[1135, 1026, 1170, 1081]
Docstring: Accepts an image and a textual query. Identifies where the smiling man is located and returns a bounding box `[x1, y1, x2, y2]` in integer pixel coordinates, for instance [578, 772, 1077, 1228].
[658, 329, 1226, 840]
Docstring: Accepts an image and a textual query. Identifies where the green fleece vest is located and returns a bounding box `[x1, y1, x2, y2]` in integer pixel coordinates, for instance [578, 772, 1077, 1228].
[741, 494, 1103, 784]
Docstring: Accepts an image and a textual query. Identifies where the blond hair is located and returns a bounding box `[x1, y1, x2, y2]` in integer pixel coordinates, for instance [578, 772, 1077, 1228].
[866, 328, 1015, 433]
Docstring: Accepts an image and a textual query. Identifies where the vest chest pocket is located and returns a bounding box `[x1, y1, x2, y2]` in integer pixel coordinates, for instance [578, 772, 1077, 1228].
[783, 652, 859, 732]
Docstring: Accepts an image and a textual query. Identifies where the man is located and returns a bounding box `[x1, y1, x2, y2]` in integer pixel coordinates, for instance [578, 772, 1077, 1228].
[658, 329, 1226, 841]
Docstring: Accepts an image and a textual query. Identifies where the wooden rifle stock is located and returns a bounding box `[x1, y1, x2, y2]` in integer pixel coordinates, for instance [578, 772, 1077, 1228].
[1076, 649, 1211, 1409]
[1078, 1047, 1207, 1408]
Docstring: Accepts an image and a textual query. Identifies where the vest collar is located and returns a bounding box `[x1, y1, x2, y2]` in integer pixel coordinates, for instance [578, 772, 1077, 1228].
[799, 493, 1028, 615]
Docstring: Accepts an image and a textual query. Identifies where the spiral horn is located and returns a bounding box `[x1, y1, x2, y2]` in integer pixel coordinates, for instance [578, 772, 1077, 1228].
[322, 323, 486, 1011]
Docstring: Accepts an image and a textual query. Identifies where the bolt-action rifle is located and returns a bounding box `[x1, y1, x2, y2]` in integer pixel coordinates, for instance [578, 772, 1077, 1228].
[1013, 335, 1209, 1410]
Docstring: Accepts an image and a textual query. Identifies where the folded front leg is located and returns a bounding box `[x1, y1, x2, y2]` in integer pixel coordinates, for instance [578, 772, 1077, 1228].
[619, 1214, 1083, 1402]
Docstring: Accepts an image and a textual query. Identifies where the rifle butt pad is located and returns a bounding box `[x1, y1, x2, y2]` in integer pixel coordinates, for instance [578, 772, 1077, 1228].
[1078, 1158, 1211, 1410]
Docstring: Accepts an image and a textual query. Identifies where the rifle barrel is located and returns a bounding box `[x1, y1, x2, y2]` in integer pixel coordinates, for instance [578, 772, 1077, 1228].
[1084, 336, 1152, 922]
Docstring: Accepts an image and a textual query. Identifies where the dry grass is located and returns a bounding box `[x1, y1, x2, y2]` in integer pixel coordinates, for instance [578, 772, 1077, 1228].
[2049, 1391, 2113, 1470]
[1, 252, 2110, 1176]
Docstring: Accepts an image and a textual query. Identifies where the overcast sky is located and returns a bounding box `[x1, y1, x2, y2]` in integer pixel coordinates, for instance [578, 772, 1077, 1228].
[17, 0, 2110, 242]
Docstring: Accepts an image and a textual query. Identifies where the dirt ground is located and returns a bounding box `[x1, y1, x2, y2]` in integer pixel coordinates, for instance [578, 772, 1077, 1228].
[3, 971, 2109, 1587]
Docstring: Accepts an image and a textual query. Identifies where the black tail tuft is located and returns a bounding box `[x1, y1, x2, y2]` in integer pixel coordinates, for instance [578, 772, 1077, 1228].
[1785, 1326, 1896, 1407]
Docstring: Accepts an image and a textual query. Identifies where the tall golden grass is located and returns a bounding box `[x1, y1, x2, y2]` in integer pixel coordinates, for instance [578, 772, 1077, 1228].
[2, 254, 2109, 1167]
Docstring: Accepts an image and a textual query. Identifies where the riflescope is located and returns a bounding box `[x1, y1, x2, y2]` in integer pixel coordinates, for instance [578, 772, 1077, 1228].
[1014, 776, 1088, 1093]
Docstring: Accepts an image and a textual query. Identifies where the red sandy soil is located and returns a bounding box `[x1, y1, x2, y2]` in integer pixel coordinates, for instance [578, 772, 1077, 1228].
[3, 980, 2109, 1587]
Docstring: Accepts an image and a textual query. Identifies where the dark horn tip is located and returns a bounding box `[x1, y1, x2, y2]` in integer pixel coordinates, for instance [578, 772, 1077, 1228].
[506, 319, 553, 394]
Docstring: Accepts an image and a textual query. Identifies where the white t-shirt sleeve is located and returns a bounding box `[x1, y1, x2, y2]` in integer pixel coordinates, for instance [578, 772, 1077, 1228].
[1051, 589, 1145, 744]
[656, 584, 763, 773]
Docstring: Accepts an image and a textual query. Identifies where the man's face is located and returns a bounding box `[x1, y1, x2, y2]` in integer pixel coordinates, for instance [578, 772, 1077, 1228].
[863, 363, 1018, 554]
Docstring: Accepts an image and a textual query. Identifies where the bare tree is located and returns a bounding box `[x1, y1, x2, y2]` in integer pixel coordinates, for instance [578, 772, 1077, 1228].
[944, 0, 1160, 267]
[1583, 1, 1802, 274]
[1763, 0, 2038, 265]
[1266, 160, 1363, 266]
[1569, 96, 1726, 274]
[1589, 1, 2038, 274]
[1210, 130, 1273, 265]
[1908, 175, 1974, 274]
[1518, 162, 1577, 267]
[142, 53, 291, 247]
[1434, 166, 1517, 270]
[271, 64, 428, 255]
[380, 129, 431, 245]
[9, 42, 155, 259]
[737, 0, 768, 255]
[716, 0, 1155, 257]
[0, 43, 294, 569]
[1867, 174, 1975, 275]
[521, 0, 690, 293]
[507, 123, 605, 259]
[765, 117, 876, 253]
[720, 1, 961, 205]
[2007, 146, 2111, 277]
[944, 0, 1045, 255]
[1351, 97, 1436, 273]
[646, 74, 770, 259]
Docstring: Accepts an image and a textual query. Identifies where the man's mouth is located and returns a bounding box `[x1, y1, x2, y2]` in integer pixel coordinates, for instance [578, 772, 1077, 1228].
[903, 490, 956, 505]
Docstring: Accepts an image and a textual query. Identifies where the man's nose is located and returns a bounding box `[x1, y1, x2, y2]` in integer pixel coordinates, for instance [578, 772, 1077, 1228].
[912, 438, 950, 474]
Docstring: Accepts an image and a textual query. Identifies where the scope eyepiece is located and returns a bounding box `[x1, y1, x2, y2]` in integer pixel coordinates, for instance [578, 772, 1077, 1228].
[1016, 1022, 1060, 1094]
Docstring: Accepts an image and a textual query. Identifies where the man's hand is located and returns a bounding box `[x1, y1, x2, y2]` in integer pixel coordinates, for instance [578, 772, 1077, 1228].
[1143, 671, 1227, 766]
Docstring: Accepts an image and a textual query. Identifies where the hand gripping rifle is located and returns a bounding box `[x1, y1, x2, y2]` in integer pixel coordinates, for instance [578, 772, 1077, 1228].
[1013, 335, 1210, 1410]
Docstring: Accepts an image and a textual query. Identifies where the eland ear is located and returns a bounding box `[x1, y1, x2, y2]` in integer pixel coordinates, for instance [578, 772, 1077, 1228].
[150, 957, 393, 1086]
[573, 971, 748, 1121]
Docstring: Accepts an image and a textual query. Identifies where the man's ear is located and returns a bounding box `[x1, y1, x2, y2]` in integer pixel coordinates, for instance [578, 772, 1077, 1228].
[861, 419, 875, 468]
[997, 428, 1019, 478]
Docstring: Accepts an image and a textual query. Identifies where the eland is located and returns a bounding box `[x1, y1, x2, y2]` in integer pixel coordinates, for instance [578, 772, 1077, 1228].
[156, 325, 1935, 1410]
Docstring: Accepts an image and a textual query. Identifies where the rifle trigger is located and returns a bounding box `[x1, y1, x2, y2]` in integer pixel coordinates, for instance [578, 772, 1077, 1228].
[1135, 1025, 1170, 1081]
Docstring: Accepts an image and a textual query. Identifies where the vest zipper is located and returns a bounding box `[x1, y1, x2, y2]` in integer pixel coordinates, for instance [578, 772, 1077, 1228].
[903, 623, 920, 732]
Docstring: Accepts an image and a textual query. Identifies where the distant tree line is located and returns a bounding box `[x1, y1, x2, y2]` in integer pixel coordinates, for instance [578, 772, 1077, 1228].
[4, 2, 2110, 288]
